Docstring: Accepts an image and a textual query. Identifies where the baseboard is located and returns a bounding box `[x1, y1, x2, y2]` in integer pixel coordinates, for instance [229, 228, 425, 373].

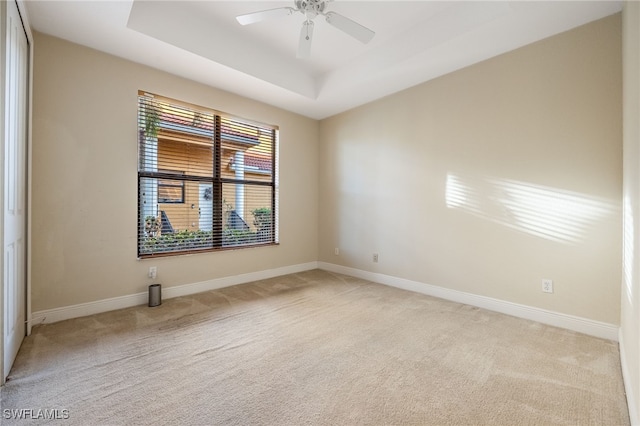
[32, 260, 619, 341]
[31, 261, 319, 325]
[318, 262, 619, 341]
[620, 331, 640, 426]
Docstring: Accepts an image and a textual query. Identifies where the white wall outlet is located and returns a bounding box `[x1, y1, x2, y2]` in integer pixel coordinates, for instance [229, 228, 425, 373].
[373, 253, 379, 263]
[149, 266, 157, 279]
[334, 247, 340, 256]
[542, 279, 553, 293]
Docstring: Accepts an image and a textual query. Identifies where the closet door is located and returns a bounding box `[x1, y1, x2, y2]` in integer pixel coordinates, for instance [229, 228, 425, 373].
[3, 0, 28, 381]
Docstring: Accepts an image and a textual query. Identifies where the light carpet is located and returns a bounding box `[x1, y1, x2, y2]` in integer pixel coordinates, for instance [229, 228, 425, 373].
[0, 270, 630, 425]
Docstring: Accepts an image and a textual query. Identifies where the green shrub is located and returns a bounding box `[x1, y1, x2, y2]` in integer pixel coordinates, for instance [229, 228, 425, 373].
[140, 227, 263, 255]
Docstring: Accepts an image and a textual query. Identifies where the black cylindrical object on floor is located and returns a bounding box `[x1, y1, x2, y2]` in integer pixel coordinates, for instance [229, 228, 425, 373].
[148, 284, 162, 307]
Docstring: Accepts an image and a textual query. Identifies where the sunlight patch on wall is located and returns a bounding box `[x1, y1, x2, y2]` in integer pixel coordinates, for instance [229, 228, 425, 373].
[445, 173, 616, 245]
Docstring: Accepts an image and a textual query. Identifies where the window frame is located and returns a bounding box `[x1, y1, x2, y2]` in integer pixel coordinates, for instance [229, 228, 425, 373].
[137, 92, 279, 258]
[157, 169, 185, 204]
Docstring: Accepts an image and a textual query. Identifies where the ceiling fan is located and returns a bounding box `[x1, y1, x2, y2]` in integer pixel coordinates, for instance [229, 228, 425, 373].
[236, 0, 375, 58]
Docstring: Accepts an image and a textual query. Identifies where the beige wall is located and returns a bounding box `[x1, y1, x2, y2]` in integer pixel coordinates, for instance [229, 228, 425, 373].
[319, 14, 622, 324]
[32, 15, 624, 323]
[31, 33, 319, 311]
[621, 2, 640, 423]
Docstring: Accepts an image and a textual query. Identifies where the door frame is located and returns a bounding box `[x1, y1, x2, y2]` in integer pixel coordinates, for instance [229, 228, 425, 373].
[1, 0, 33, 383]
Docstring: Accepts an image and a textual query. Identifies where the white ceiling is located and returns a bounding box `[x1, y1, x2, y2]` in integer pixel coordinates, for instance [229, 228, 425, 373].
[24, 0, 622, 120]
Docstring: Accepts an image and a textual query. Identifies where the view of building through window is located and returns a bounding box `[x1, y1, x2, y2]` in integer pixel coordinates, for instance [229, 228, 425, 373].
[137, 92, 278, 257]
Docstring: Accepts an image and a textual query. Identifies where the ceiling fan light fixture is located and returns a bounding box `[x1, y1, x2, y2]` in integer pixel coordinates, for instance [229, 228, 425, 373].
[295, 0, 327, 19]
[236, 0, 375, 58]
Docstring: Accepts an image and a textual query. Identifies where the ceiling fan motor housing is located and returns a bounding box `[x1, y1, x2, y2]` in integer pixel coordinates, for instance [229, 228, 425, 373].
[295, 0, 327, 19]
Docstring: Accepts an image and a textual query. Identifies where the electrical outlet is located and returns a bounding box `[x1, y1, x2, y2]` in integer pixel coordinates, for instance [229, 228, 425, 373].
[373, 253, 379, 263]
[542, 279, 553, 293]
[334, 248, 340, 256]
[149, 267, 157, 279]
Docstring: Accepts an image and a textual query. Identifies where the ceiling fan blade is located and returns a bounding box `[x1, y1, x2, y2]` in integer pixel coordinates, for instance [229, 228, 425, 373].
[236, 7, 295, 25]
[297, 20, 314, 59]
[324, 11, 375, 44]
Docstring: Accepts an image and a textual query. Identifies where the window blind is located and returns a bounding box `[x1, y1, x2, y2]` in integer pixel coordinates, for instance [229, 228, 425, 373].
[137, 92, 278, 257]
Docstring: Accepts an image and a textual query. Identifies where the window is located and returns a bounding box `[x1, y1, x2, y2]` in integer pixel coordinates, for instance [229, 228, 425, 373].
[138, 92, 278, 257]
[158, 170, 185, 203]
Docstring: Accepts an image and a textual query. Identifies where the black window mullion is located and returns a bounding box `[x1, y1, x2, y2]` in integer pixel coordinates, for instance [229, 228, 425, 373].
[271, 128, 277, 244]
[218, 178, 273, 186]
[137, 174, 143, 258]
[139, 172, 212, 183]
[213, 114, 223, 247]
